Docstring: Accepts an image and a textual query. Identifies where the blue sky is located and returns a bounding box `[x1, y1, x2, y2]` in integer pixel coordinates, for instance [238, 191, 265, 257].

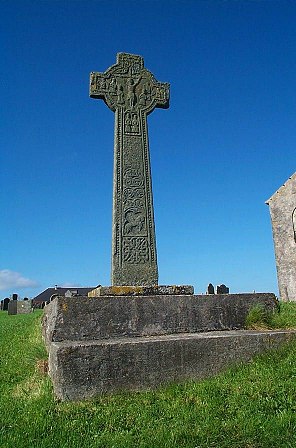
[1, 0, 296, 299]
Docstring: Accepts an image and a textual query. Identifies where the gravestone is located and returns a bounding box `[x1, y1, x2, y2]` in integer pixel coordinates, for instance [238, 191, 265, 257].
[3, 297, 10, 311]
[90, 53, 169, 286]
[17, 300, 33, 314]
[216, 284, 229, 294]
[266, 172, 296, 301]
[0, 300, 3, 310]
[12, 293, 18, 301]
[207, 283, 215, 294]
[8, 300, 17, 315]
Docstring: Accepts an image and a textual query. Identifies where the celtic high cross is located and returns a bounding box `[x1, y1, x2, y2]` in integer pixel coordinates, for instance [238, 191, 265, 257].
[90, 53, 170, 286]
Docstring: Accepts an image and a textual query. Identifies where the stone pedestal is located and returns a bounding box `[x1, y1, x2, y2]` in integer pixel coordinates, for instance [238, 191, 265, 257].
[42, 292, 296, 401]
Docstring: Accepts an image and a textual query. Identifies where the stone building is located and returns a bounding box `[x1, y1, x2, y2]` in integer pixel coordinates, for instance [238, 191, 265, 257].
[266, 172, 296, 301]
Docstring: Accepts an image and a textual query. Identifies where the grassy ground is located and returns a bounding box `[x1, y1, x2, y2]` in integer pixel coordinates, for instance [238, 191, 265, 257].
[0, 304, 296, 448]
[246, 302, 296, 330]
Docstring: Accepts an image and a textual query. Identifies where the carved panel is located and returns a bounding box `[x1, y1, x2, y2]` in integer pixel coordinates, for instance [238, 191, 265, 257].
[124, 111, 140, 135]
[122, 237, 150, 264]
[90, 53, 170, 115]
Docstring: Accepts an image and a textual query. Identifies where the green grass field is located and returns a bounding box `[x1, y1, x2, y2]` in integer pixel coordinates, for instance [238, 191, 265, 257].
[0, 304, 296, 448]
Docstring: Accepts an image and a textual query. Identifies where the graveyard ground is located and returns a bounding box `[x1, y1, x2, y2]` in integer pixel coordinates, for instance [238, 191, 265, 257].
[0, 305, 296, 448]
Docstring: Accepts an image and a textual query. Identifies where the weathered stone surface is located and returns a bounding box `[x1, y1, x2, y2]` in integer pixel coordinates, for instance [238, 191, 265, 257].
[8, 300, 17, 315]
[266, 172, 296, 301]
[90, 53, 170, 286]
[48, 329, 296, 401]
[88, 285, 194, 297]
[17, 300, 33, 314]
[43, 293, 278, 345]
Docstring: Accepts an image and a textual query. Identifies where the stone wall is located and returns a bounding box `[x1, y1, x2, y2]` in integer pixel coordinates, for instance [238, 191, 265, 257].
[266, 172, 296, 301]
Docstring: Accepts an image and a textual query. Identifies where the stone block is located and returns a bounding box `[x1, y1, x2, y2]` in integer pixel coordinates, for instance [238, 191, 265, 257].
[8, 300, 17, 315]
[88, 285, 194, 297]
[17, 300, 33, 314]
[48, 330, 296, 401]
[43, 293, 278, 346]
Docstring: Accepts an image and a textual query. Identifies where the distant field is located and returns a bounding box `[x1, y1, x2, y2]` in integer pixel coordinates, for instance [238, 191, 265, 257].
[0, 304, 296, 448]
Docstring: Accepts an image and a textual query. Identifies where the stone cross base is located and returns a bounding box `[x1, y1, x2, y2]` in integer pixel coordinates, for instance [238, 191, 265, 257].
[41, 292, 295, 401]
[88, 285, 194, 297]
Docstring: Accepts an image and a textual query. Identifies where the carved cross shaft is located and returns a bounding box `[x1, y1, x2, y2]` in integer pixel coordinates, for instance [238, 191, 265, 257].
[90, 53, 170, 286]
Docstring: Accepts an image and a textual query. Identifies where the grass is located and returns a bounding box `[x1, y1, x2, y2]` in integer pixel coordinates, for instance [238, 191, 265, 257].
[0, 306, 296, 448]
[246, 302, 296, 330]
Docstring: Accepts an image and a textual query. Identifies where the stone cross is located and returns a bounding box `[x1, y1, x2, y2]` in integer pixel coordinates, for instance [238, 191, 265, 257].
[90, 53, 170, 286]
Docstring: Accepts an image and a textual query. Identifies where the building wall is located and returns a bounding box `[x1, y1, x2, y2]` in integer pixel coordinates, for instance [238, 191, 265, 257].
[267, 173, 296, 301]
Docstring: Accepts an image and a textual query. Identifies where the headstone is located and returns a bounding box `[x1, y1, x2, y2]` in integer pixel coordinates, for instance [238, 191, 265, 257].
[23, 297, 29, 301]
[12, 293, 18, 301]
[8, 300, 17, 315]
[216, 284, 229, 294]
[3, 297, 10, 311]
[90, 53, 170, 286]
[0, 300, 3, 310]
[207, 283, 215, 294]
[266, 172, 296, 301]
[17, 300, 33, 314]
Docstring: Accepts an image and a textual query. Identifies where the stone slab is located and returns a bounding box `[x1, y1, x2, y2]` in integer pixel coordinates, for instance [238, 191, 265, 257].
[43, 293, 278, 345]
[8, 300, 17, 315]
[88, 285, 194, 297]
[48, 329, 296, 401]
[17, 300, 33, 314]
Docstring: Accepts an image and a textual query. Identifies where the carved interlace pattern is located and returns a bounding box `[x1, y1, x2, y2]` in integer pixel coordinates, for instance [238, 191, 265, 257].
[122, 237, 150, 264]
